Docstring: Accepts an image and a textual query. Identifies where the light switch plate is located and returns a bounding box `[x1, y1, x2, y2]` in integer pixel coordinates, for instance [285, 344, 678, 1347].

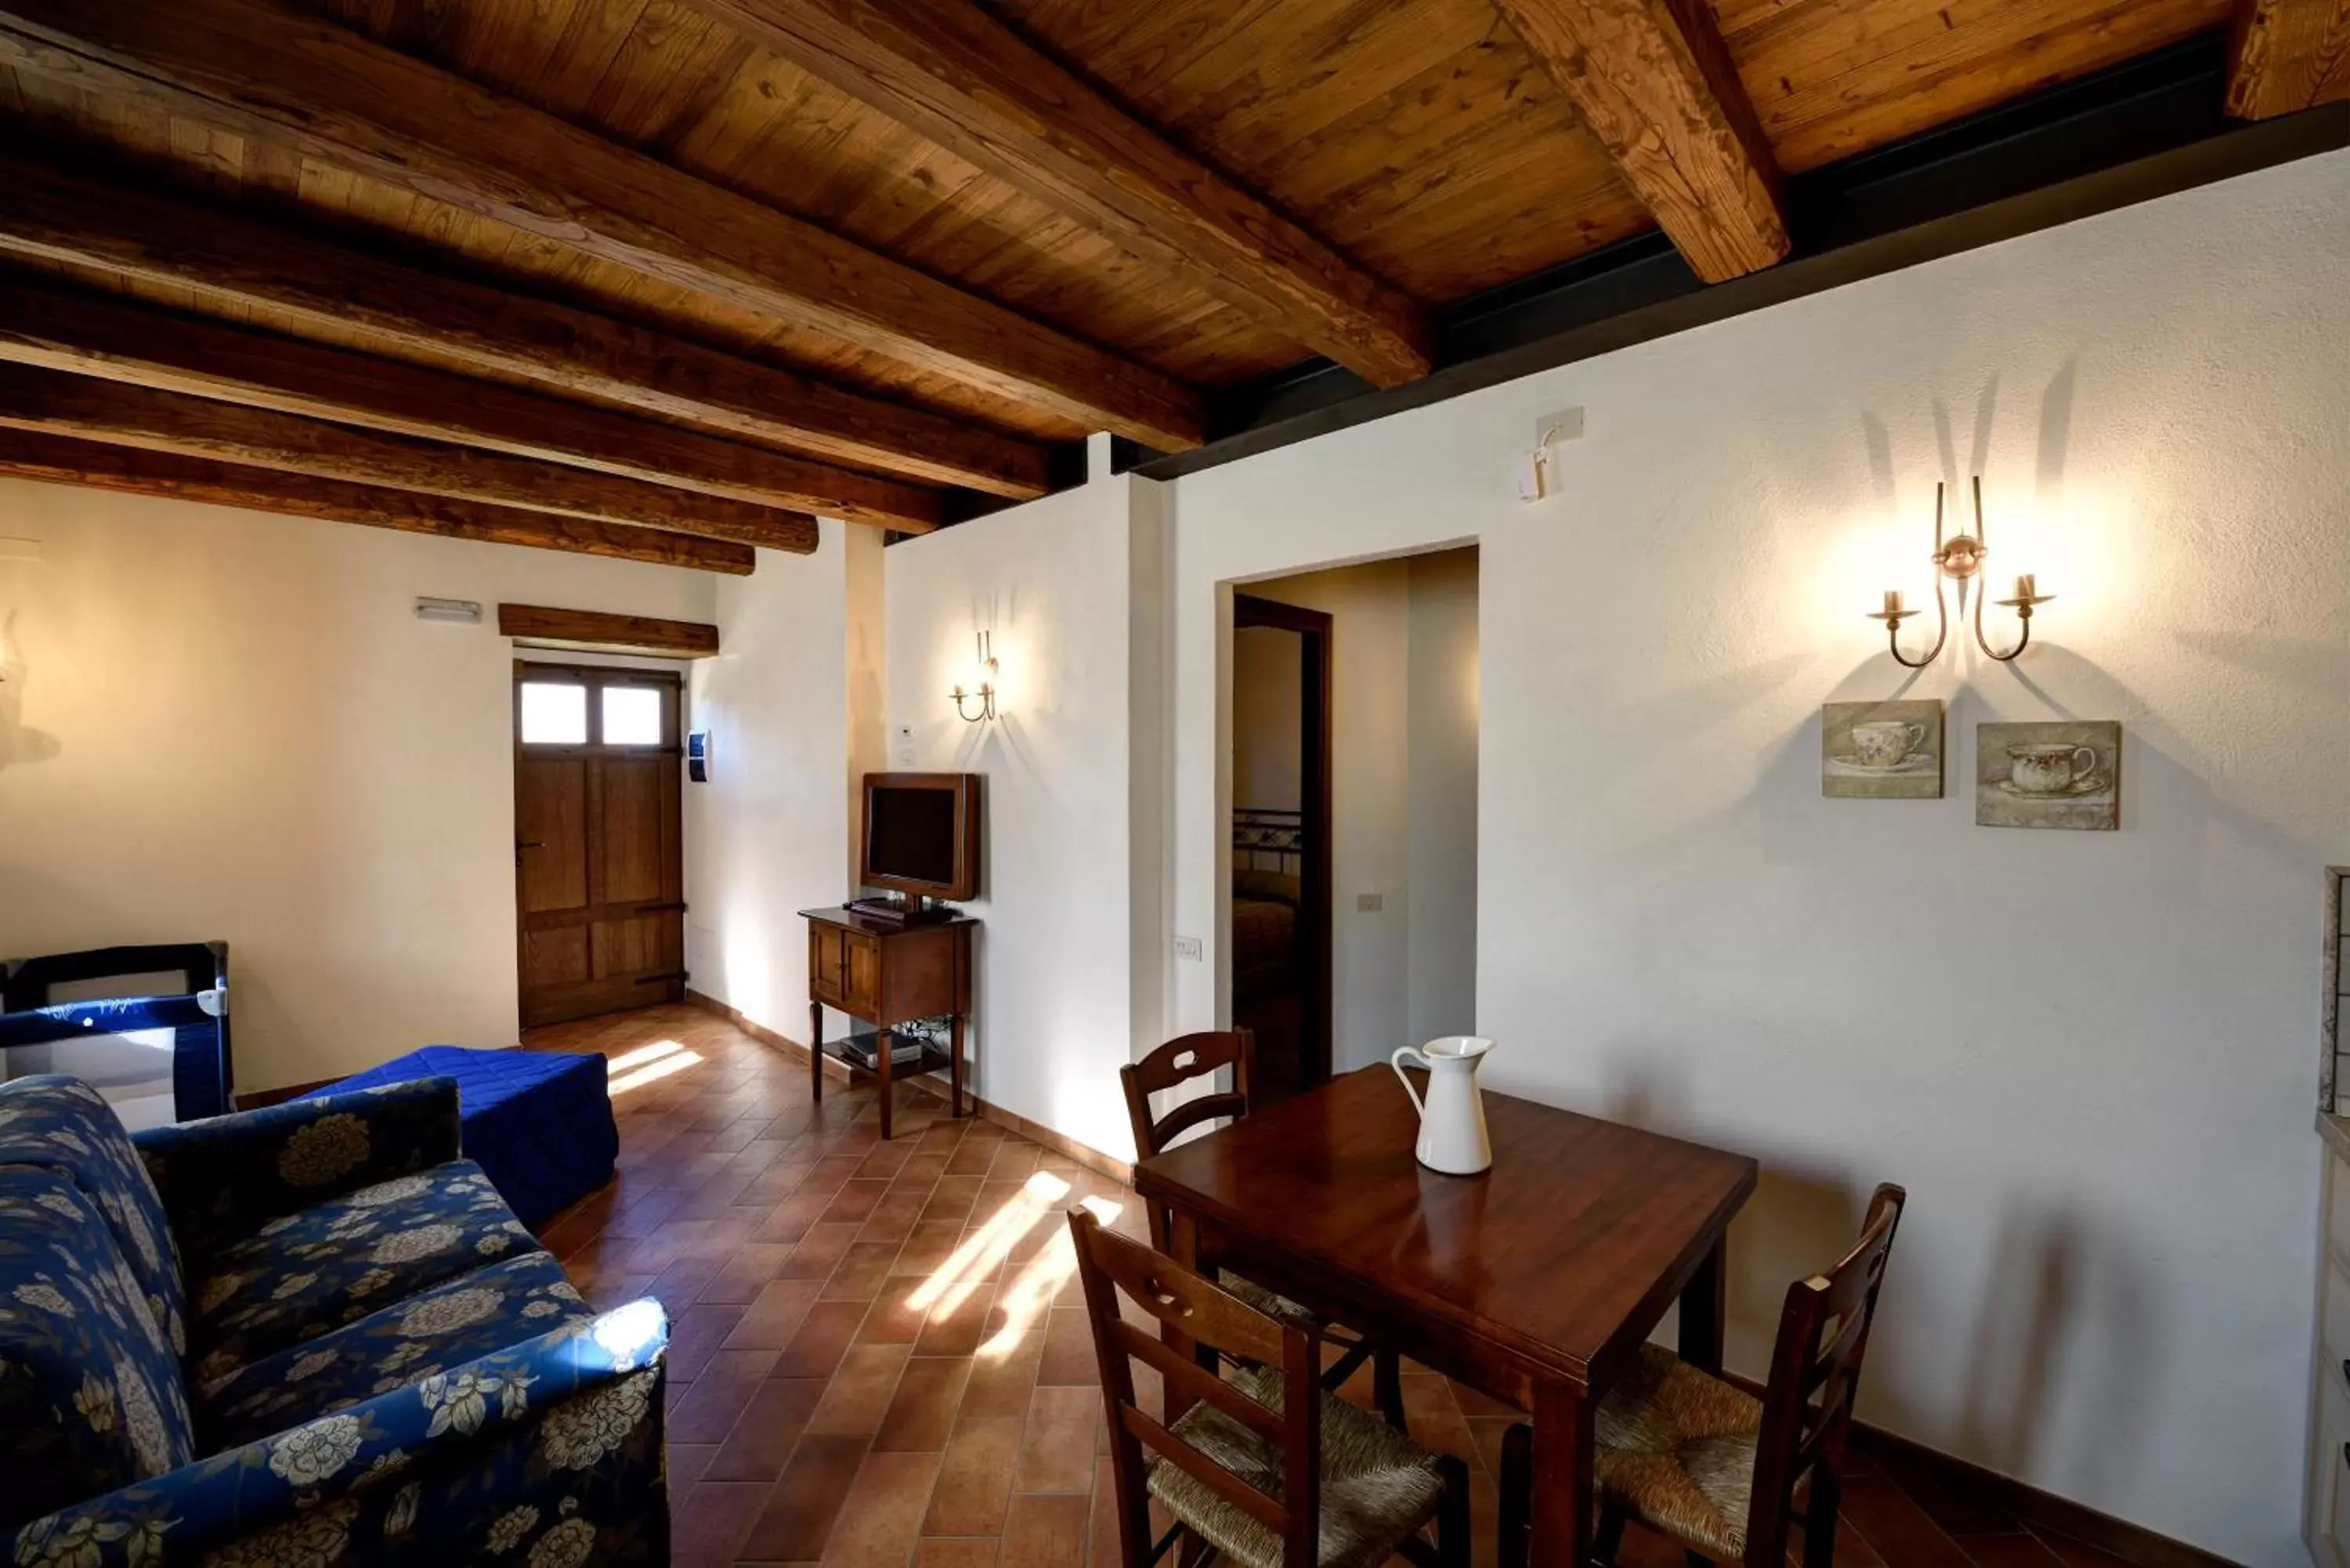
[894, 724, 916, 766]
[1173, 935, 1203, 961]
[1536, 406, 1585, 445]
[1357, 892, 1384, 912]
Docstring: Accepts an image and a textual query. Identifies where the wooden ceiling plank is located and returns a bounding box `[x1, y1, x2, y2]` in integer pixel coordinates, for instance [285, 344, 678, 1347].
[1758, 0, 2228, 172]
[0, 273, 886, 540]
[0, 0, 1206, 448]
[0, 359, 822, 553]
[1489, 0, 1791, 282]
[0, 427, 757, 572]
[0, 156, 1033, 504]
[498, 602, 721, 657]
[677, 0, 1431, 386]
[2227, 0, 2350, 116]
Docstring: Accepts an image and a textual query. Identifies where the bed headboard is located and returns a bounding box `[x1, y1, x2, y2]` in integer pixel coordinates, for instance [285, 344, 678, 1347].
[1232, 807, 1305, 877]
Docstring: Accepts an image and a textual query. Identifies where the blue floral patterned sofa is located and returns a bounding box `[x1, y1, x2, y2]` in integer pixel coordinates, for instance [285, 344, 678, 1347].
[0, 1073, 671, 1566]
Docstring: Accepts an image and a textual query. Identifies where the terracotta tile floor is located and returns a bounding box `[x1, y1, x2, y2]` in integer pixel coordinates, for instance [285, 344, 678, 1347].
[523, 1005, 2141, 1568]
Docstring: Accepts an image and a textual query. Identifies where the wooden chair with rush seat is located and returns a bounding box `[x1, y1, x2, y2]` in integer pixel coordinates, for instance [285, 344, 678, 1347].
[1068, 1205, 1470, 1568]
[1120, 1029, 1409, 1429]
[1498, 1184, 1907, 1568]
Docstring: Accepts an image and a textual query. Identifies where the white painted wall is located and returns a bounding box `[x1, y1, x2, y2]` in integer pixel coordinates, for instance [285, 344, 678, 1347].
[884, 466, 1168, 1161]
[1164, 150, 2350, 1564]
[0, 479, 715, 1093]
[1231, 627, 1302, 810]
[1405, 548, 1479, 1046]
[684, 521, 881, 1045]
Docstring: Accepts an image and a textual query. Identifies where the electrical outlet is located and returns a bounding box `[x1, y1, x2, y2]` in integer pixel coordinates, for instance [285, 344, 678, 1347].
[1173, 935, 1203, 961]
[1357, 892, 1384, 912]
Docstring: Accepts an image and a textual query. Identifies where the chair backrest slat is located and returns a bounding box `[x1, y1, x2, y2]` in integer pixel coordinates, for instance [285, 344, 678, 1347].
[1149, 1091, 1250, 1149]
[1744, 1183, 1907, 1568]
[1123, 1029, 1254, 1112]
[1121, 1404, 1292, 1532]
[1123, 1031, 1253, 1146]
[1119, 1031, 1256, 1250]
[1113, 1319, 1286, 1440]
[1070, 1205, 1323, 1568]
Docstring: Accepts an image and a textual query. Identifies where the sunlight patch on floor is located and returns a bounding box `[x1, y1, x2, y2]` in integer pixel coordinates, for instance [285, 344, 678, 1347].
[609, 1047, 701, 1095]
[979, 1193, 1120, 1358]
[908, 1168, 1070, 1317]
[608, 1039, 685, 1073]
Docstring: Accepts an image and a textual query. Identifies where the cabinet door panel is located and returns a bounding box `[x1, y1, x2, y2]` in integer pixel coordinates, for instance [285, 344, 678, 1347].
[844, 934, 880, 1014]
[809, 928, 844, 1006]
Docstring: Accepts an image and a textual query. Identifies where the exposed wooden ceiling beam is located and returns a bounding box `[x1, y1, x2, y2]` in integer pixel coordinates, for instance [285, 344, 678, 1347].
[0, 157, 1044, 502]
[681, 0, 1430, 388]
[2225, 0, 2350, 117]
[499, 605, 721, 659]
[0, 0, 1204, 450]
[1490, 0, 1789, 283]
[0, 429, 756, 573]
[0, 363, 822, 554]
[0, 271, 931, 537]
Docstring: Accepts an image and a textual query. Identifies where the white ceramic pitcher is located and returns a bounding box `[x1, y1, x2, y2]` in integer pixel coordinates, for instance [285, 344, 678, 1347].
[1390, 1035, 1495, 1176]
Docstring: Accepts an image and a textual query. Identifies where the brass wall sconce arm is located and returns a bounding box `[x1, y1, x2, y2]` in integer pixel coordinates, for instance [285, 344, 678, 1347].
[1869, 476, 2053, 669]
[950, 630, 998, 723]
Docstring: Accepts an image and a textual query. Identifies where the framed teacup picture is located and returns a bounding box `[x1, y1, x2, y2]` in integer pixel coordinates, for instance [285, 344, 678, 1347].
[1976, 720, 2120, 829]
[1823, 699, 1943, 799]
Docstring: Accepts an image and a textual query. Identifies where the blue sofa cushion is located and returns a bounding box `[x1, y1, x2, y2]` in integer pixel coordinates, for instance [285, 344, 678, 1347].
[14, 1300, 670, 1568]
[185, 1160, 538, 1387]
[135, 1078, 462, 1263]
[300, 1047, 618, 1227]
[196, 1249, 594, 1451]
[0, 1169, 197, 1531]
[0, 1076, 184, 1357]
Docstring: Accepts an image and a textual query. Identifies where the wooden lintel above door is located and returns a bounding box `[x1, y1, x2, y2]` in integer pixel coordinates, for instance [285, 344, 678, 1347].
[499, 602, 719, 658]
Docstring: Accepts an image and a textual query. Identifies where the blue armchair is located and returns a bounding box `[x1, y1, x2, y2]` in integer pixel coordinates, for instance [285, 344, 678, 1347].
[0, 1074, 670, 1566]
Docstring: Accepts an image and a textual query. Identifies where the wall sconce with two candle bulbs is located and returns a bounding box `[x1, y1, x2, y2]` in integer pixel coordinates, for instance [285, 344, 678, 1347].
[950, 630, 998, 723]
[1867, 476, 2054, 667]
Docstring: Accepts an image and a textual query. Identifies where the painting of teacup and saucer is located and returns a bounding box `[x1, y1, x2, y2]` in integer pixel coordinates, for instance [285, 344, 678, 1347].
[1822, 699, 1943, 799]
[1976, 720, 2120, 830]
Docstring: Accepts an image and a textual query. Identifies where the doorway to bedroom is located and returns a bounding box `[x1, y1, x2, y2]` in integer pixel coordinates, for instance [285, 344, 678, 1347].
[1228, 545, 1479, 1104]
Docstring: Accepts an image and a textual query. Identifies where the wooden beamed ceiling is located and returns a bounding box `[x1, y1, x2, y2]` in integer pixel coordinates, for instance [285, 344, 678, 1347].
[0, 430, 758, 572]
[673, 0, 1434, 385]
[0, 362, 822, 551]
[2226, 0, 2350, 117]
[1489, 0, 1788, 282]
[0, 0, 2333, 571]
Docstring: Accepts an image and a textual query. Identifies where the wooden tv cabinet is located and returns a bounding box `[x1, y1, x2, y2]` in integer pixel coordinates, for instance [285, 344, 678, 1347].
[801, 905, 974, 1140]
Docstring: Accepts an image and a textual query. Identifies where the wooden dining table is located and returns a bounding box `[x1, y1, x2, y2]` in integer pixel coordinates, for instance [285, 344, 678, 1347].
[1131, 1064, 1759, 1568]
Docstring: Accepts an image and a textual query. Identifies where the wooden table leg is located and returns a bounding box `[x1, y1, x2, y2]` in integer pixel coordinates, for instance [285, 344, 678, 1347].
[950, 1012, 966, 1118]
[1529, 1378, 1593, 1568]
[877, 1026, 895, 1140]
[1679, 1234, 1727, 1375]
[809, 1001, 824, 1104]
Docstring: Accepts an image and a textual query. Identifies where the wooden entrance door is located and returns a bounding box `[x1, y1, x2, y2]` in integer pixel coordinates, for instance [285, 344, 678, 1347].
[513, 663, 685, 1028]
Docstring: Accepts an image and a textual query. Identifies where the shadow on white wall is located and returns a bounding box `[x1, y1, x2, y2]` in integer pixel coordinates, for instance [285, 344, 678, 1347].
[0, 609, 60, 772]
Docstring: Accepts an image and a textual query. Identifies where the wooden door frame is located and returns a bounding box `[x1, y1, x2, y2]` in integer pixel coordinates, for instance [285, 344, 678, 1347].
[512, 660, 686, 1028]
[1231, 594, 1334, 1089]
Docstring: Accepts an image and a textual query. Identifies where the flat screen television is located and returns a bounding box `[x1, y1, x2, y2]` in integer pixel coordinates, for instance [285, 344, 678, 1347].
[859, 772, 981, 902]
